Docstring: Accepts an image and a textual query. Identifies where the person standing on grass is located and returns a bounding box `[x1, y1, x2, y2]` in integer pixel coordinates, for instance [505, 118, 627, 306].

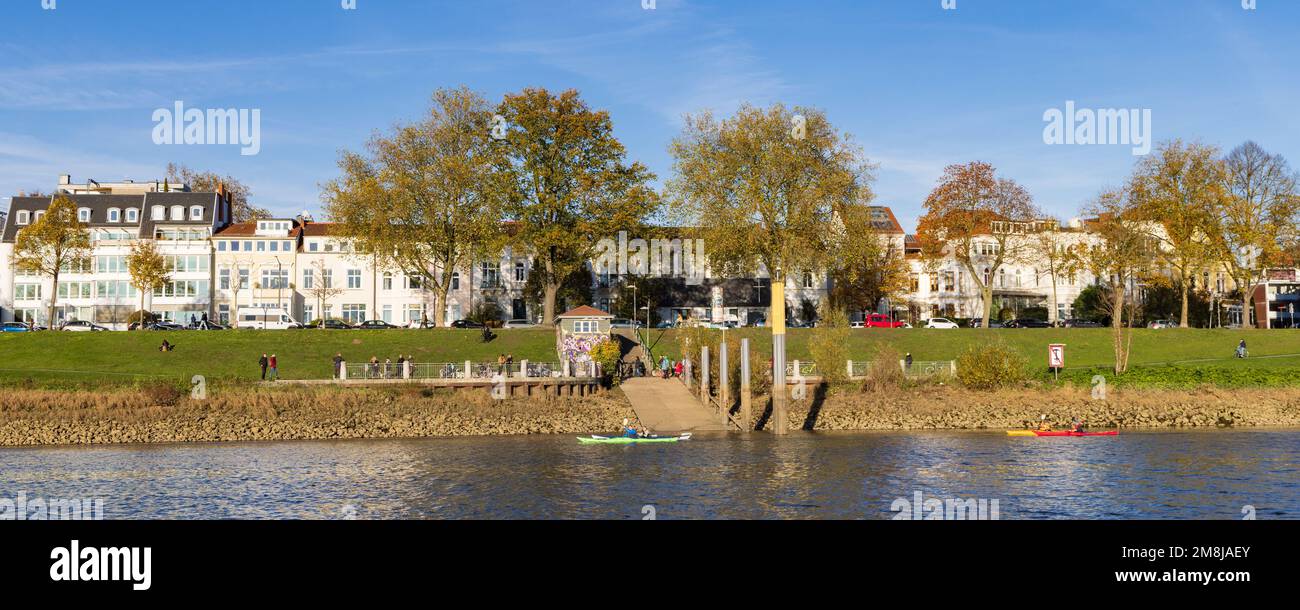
[258, 353, 269, 380]
[268, 354, 279, 381]
[333, 353, 344, 379]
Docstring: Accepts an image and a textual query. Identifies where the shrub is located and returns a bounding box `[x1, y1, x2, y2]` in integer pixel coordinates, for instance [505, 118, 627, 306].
[808, 306, 851, 384]
[861, 345, 903, 392]
[956, 341, 1028, 390]
[587, 339, 622, 379]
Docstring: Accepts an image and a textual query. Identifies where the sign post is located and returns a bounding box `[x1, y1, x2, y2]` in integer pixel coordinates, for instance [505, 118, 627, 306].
[1048, 344, 1066, 382]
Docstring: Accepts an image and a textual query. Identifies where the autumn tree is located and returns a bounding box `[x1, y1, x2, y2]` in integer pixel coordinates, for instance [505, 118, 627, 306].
[12, 195, 91, 326]
[126, 240, 170, 330]
[166, 163, 269, 222]
[916, 162, 1041, 329]
[323, 87, 509, 327]
[495, 88, 658, 326]
[1217, 141, 1300, 329]
[1129, 140, 1227, 327]
[829, 228, 910, 317]
[667, 103, 874, 434]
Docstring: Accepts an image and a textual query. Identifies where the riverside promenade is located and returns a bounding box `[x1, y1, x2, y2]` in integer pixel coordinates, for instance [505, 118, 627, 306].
[619, 377, 730, 433]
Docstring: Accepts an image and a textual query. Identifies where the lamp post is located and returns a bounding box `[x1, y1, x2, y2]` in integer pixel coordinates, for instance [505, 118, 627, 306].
[273, 256, 283, 312]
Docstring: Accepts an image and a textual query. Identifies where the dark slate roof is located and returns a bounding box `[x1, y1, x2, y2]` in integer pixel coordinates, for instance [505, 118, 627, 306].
[3, 192, 225, 243]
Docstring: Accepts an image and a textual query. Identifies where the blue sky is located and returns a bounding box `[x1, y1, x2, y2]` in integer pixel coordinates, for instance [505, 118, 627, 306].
[2, 0, 1297, 232]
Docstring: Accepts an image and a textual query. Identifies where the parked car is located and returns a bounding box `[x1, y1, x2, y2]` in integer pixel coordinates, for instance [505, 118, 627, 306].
[1, 322, 34, 332]
[1148, 319, 1178, 329]
[925, 317, 959, 329]
[147, 322, 187, 331]
[968, 318, 1004, 328]
[850, 320, 866, 328]
[1062, 319, 1103, 328]
[609, 318, 645, 329]
[787, 320, 816, 328]
[1005, 318, 1051, 329]
[450, 319, 485, 329]
[863, 313, 905, 328]
[655, 320, 677, 329]
[502, 319, 538, 328]
[354, 320, 400, 330]
[60, 320, 109, 332]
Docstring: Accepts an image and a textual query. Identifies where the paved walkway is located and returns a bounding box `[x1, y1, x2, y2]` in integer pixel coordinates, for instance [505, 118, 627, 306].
[620, 377, 729, 433]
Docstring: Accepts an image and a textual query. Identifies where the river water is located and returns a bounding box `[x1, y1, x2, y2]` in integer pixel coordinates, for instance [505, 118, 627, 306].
[2, 429, 1296, 519]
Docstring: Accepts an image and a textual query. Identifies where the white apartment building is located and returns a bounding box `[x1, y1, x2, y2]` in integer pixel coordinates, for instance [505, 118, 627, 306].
[0, 178, 231, 329]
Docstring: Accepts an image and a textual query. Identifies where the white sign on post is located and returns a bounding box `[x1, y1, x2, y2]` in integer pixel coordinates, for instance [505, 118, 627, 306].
[1048, 344, 1066, 381]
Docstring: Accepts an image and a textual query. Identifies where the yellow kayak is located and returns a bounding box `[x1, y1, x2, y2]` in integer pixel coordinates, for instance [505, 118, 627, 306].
[1006, 430, 1037, 436]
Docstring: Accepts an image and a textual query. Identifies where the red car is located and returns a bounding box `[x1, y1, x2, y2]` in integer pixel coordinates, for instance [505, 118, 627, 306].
[863, 313, 905, 328]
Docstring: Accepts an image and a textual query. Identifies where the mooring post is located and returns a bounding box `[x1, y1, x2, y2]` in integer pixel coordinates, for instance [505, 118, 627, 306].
[700, 346, 711, 406]
[519, 359, 529, 379]
[740, 339, 751, 431]
[464, 360, 472, 379]
[719, 341, 729, 422]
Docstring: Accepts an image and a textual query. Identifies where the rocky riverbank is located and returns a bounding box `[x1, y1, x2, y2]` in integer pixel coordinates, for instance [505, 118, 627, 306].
[0, 385, 636, 447]
[757, 385, 1300, 431]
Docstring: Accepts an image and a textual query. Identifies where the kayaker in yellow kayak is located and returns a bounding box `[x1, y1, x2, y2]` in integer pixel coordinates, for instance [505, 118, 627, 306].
[1037, 415, 1052, 432]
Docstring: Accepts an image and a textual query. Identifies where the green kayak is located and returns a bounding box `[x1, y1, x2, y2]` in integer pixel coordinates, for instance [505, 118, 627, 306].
[578, 433, 692, 444]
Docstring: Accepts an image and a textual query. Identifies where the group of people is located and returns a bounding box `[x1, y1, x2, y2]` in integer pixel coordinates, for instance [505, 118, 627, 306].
[656, 355, 685, 379]
[495, 353, 516, 374]
[365, 355, 414, 379]
[258, 353, 279, 381]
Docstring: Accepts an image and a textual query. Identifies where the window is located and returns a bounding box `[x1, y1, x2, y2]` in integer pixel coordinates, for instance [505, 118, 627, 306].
[96, 256, 128, 274]
[308, 241, 319, 252]
[341, 304, 366, 324]
[218, 305, 231, 325]
[910, 274, 920, 293]
[802, 271, 814, 289]
[242, 241, 252, 252]
[302, 269, 314, 289]
[170, 205, 184, 221]
[283, 241, 292, 252]
[238, 269, 250, 290]
[60, 258, 92, 274]
[95, 281, 136, 298]
[217, 241, 227, 252]
[347, 269, 362, 289]
[321, 270, 333, 289]
[406, 305, 424, 325]
[382, 272, 393, 291]
[153, 280, 206, 298]
[164, 255, 208, 273]
[381, 305, 393, 323]
[14, 284, 41, 301]
[257, 241, 265, 252]
[451, 272, 460, 291]
[573, 320, 600, 333]
[58, 282, 94, 299]
[125, 208, 138, 222]
[407, 275, 423, 290]
[929, 274, 939, 293]
[219, 269, 231, 290]
[302, 304, 314, 324]
[79, 208, 92, 222]
[151, 206, 165, 220]
[34, 211, 44, 223]
[269, 241, 278, 252]
[16, 210, 31, 225]
[260, 269, 289, 289]
[189, 206, 203, 220]
[479, 261, 499, 289]
[515, 262, 526, 282]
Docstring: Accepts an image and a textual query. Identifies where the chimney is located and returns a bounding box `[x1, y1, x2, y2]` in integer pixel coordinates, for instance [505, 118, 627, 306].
[58, 174, 71, 185]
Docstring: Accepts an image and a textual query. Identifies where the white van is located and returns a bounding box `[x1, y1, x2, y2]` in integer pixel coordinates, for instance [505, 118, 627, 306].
[236, 308, 301, 330]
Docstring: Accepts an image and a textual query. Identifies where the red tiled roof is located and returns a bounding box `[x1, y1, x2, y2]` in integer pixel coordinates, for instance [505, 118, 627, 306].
[556, 305, 612, 318]
[213, 221, 302, 238]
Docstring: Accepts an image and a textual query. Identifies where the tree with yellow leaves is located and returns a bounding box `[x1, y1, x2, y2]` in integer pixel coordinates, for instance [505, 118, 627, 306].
[12, 195, 91, 327]
[126, 239, 170, 330]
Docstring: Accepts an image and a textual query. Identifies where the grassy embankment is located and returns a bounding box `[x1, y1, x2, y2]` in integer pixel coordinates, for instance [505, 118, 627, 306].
[0, 328, 558, 387]
[2, 326, 1299, 389]
[640, 327, 1300, 389]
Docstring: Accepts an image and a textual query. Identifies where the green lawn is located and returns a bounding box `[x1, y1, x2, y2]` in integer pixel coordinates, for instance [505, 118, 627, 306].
[3, 326, 1298, 388]
[0, 328, 558, 386]
[642, 327, 1300, 370]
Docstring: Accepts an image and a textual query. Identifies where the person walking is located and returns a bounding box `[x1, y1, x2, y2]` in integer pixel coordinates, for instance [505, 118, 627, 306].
[659, 355, 670, 379]
[905, 352, 913, 371]
[268, 354, 279, 381]
[333, 353, 344, 379]
[258, 353, 269, 380]
[1236, 339, 1248, 359]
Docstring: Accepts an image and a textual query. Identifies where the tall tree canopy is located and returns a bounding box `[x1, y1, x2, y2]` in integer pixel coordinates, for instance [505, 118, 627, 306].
[495, 87, 658, 326]
[1128, 140, 1227, 327]
[323, 86, 509, 327]
[916, 161, 1040, 328]
[1217, 141, 1300, 328]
